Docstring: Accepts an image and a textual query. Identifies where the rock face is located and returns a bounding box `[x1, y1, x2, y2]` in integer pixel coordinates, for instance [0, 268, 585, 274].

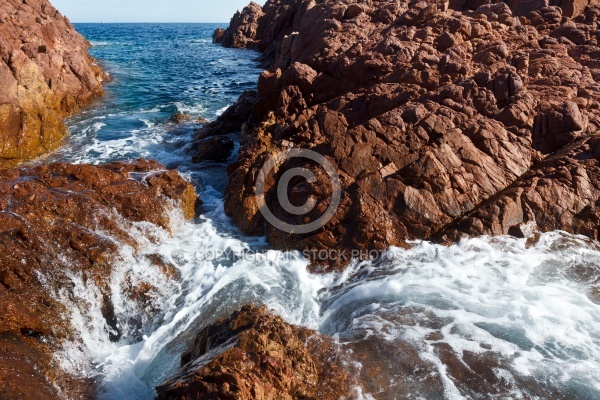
[0, 160, 197, 400]
[439, 136, 600, 241]
[0, 0, 106, 168]
[156, 305, 352, 400]
[205, 0, 600, 269]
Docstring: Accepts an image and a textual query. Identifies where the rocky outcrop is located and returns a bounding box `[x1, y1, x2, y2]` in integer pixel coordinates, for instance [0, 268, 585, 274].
[191, 90, 256, 163]
[0, 160, 197, 400]
[204, 0, 600, 270]
[0, 0, 106, 168]
[156, 305, 352, 400]
[213, 2, 265, 50]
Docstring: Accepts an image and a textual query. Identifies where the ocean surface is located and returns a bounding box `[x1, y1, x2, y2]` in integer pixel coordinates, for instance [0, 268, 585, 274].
[45, 24, 600, 399]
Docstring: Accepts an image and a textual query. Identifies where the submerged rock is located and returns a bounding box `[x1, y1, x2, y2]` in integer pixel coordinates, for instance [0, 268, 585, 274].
[156, 305, 352, 400]
[207, 0, 600, 270]
[0, 0, 106, 168]
[0, 160, 197, 399]
[169, 112, 194, 124]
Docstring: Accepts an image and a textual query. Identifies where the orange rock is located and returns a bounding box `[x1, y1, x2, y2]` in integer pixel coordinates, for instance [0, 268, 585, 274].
[0, 160, 198, 400]
[0, 0, 106, 167]
[156, 305, 353, 400]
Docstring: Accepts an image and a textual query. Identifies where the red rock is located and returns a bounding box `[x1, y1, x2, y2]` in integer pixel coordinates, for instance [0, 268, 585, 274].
[205, 0, 600, 270]
[213, 2, 265, 49]
[0, 160, 197, 400]
[156, 305, 352, 400]
[438, 136, 600, 241]
[0, 0, 106, 167]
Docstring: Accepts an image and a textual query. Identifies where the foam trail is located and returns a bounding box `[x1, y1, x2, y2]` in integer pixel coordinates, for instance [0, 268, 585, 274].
[49, 24, 600, 400]
[54, 213, 600, 399]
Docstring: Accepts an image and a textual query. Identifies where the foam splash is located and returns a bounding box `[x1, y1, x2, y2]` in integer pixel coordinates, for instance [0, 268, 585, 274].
[318, 234, 600, 398]
[50, 24, 600, 400]
[53, 203, 600, 399]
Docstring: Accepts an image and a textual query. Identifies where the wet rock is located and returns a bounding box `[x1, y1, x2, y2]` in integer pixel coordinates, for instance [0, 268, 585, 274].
[191, 135, 235, 163]
[206, 0, 600, 271]
[169, 112, 193, 124]
[0, 0, 106, 168]
[156, 305, 352, 400]
[0, 160, 197, 400]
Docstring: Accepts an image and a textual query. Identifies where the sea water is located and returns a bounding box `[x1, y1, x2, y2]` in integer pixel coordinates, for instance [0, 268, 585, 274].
[43, 24, 600, 399]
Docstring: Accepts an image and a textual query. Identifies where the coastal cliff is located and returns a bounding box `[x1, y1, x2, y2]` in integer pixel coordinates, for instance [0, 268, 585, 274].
[0, 0, 105, 167]
[199, 0, 600, 270]
[0, 160, 197, 399]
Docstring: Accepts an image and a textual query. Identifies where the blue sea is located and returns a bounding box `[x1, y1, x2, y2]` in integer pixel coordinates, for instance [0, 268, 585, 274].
[47, 24, 600, 400]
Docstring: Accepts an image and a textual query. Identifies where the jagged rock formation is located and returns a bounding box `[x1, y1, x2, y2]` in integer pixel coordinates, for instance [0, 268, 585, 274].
[0, 0, 106, 167]
[0, 160, 197, 400]
[202, 0, 600, 270]
[156, 305, 352, 400]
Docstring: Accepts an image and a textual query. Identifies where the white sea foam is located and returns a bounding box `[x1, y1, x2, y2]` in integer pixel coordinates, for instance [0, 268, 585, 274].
[90, 41, 112, 47]
[52, 193, 600, 399]
[174, 101, 207, 116]
[49, 25, 600, 399]
[215, 105, 229, 116]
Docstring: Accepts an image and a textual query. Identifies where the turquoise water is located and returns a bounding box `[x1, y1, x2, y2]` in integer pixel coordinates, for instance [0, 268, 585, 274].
[47, 23, 259, 195]
[47, 24, 600, 400]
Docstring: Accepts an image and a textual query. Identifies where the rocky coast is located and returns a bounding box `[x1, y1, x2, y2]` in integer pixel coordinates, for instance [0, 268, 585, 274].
[199, 0, 600, 271]
[2, 0, 600, 398]
[0, 0, 105, 167]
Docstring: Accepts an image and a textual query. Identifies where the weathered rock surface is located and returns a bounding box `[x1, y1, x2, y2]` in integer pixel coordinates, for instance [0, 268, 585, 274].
[205, 0, 600, 269]
[439, 135, 600, 241]
[0, 160, 197, 400]
[156, 305, 352, 400]
[0, 0, 106, 167]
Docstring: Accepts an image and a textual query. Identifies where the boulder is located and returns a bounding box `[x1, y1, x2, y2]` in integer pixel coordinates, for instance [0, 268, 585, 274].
[156, 305, 352, 400]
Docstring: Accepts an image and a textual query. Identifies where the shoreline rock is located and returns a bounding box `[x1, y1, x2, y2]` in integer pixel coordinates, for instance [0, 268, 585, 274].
[156, 305, 353, 400]
[0, 0, 106, 168]
[205, 0, 600, 270]
[0, 160, 197, 399]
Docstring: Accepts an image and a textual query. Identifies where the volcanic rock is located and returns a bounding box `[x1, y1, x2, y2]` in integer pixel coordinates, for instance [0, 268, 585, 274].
[206, 0, 600, 270]
[0, 160, 197, 400]
[0, 0, 106, 168]
[155, 305, 352, 400]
